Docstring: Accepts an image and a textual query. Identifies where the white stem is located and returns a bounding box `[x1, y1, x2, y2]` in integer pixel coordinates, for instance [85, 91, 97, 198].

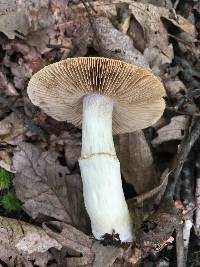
[79, 94, 133, 242]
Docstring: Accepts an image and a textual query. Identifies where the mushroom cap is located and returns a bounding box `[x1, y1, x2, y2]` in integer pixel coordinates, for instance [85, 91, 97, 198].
[27, 57, 165, 134]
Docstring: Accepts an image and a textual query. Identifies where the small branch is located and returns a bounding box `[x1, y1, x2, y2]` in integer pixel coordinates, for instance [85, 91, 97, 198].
[166, 107, 200, 117]
[46, 44, 71, 49]
[128, 169, 170, 205]
[163, 117, 200, 201]
[173, 0, 180, 9]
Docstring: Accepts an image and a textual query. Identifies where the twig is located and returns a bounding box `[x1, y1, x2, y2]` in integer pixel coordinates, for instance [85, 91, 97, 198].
[176, 226, 185, 267]
[137, 81, 199, 257]
[128, 169, 170, 205]
[46, 44, 71, 49]
[166, 106, 200, 117]
[163, 117, 200, 200]
[166, 88, 200, 122]
[173, 0, 180, 9]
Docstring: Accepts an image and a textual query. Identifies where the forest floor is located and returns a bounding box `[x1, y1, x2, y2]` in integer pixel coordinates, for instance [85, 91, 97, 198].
[0, 0, 200, 266]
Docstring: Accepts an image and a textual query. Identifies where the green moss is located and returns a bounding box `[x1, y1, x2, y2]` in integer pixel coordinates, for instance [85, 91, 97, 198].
[0, 168, 14, 190]
[0, 168, 21, 213]
[1, 189, 21, 213]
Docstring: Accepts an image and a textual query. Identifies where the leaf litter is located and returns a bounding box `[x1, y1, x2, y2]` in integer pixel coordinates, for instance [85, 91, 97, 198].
[0, 0, 199, 266]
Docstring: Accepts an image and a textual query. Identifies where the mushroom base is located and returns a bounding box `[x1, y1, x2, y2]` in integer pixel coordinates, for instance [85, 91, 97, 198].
[79, 155, 133, 242]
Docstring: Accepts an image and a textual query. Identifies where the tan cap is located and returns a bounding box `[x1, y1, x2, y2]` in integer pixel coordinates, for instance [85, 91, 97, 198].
[27, 57, 165, 134]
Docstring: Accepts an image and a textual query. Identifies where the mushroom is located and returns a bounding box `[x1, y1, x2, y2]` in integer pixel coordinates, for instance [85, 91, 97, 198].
[27, 57, 165, 242]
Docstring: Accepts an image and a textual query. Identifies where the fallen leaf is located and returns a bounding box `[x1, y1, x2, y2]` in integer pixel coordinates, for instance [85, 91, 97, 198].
[65, 139, 81, 170]
[43, 221, 131, 267]
[163, 11, 196, 36]
[43, 221, 94, 266]
[0, 216, 61, 267]
[0, 0, 76, 47]
[92, 242, 123, 267]
[0, 71, 18, 96]
[136, 201, 181, 254]
[0, 11, 28, 39]
[116, 130, 158, 194]
[50, 131, 81, 170]
[127, 247, 142, 265]
[0, 112, 27, 145]
[146, 0, 173, 8]
[3, 58, 32, 90]
[117, 3, 132, 34]
[152, 116, 189, 145]
[93, 16, 149, 69]
[0, 0, 17, 15]
[165, 79, 187, 99]
[13, 142, 88, 232]
[143, 45, 174, 76]
[0, 150, 13, 172]
[128, 2, 170, 54]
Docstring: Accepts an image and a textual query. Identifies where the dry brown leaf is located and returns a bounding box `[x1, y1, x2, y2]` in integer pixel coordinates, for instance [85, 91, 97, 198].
[0, 150, 13, 172]
[0, 10, 28, 39]
[0, 71, 18, 96]
[136, 201, 181, 254]
[43, 221, 132, 267]
[0, 216, 61, 267]
[152, 116, 189, 145]
[0, 112, 27, 145]
[165, 79, 187, 99]
[0, 0, 51, 39]
[50, 131, 81, 170]
[128, 2, 169, 53]
[0, 0, 75, 51]
[143, 45, 174, 76]
[86, 1, 171, 56]
[117, 3, 132, 34]
[116, 131, 158, 194]
[72, 0, 195, 73]
[92, 242, 123, 267]
[140, 0, 173, 8]
[3, 51, 33, 89]
[12, 142, 88, 232]
[164, 11, 196, 36]
[65, 140, 81, 170]
[43, 221, 94, 266]
[92, 16, 149, 69]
